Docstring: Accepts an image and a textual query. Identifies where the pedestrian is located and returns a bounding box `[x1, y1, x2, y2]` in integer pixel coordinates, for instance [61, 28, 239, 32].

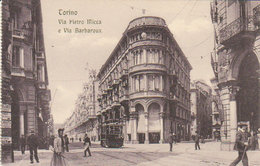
[49, 135, 55, 148]
[64, 134, 69, 152]
[230, 125, 249, 166]
[168, 132, 175, 152]
[194, 131, 200, 150]
[83, 133, 91, 157]
[20, 135, 26, 154]
[27, 130, 39, 164]
[50, 128, 68, 166]
[249, 131, 258, 150]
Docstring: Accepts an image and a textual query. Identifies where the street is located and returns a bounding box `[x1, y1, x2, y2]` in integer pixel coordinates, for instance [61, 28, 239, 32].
[3, 141, 260, 166]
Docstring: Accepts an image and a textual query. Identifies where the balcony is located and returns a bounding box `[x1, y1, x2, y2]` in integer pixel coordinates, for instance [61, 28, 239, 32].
[97, 94, 102, 101]
[36, 51, 45, 61]
[40, 90, 51, 102]
[219, 16, 255, 45]
[119, 90, 129, 103]
[129, 64, 167, 74]
[11, 67, 25, 77]
[12, 29, 25, 39]
[112, 96, 121, 107]
[107, 85, 113, 91]
[120, 69, 128, 78]
[253, 4, 260, 28]
[169, 93, 178, 102]
[106, 105, 112, 111]
[112, 79, 119, 86]
[102, 90, 107, 96]
[130, 91, 166, 100]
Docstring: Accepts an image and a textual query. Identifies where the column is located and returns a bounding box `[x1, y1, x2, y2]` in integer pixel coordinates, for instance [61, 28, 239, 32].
[20, 110, 25, 136]
[160, 75, 163, 91]
[130, 107, 138, 144]
[123, 118, 128, 143]
[228, 85, 239, 144]
[143, 49, 147, 64]
[144, 75, 148, 91]
[144, 112, 149, 144]
[159, 112, 165, 143]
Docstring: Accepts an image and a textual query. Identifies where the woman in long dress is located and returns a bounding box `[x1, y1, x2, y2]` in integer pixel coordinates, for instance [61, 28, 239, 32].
[50, 129, 69, 166]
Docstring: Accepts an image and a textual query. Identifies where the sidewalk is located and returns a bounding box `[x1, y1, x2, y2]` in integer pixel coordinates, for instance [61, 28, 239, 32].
[124, 141, 260, 165]
[3, 142, 260, 166]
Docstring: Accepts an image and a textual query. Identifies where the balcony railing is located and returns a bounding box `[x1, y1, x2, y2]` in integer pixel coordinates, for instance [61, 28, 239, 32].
[253, 4, 260, 27]
[112, 79, 119, 86]
[219, 16, 254, 44]
[11, 67, 25, 77]
[120, 69, 128, 78]
[12, 29, 25, 39]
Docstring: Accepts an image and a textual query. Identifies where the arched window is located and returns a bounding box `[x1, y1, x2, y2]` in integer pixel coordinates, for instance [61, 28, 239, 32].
[148, 103, 160, 132]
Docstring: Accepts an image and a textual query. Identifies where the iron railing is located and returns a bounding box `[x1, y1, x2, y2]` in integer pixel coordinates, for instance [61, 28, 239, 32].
[219, 16, 254, 44]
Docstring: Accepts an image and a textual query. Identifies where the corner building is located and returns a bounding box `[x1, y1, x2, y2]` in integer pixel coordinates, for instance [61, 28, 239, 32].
[2, 0, 51, 150]
[210, 1, 260, 150]
[97, 17, 192, 144]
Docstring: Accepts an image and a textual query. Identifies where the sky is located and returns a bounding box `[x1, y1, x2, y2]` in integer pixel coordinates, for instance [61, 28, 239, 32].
[41, 0, 215, 124]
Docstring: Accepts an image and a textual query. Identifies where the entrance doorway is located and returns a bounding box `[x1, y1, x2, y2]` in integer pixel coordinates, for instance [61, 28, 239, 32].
[138, 133, 145, 144]
[237, 54, 260, 131]
[149, 132, 160, 143]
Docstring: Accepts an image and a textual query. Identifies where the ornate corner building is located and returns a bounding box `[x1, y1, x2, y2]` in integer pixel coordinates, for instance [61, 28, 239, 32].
[2, 0, 51, 152]
[97, 16, 192, 144]
[210, 0, 260, 150]
[64, 73, 99, 142]
[190, 80, 213, 139]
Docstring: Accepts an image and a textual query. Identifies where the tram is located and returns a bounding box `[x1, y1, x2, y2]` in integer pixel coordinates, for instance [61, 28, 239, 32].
[100, 123, 124, 148]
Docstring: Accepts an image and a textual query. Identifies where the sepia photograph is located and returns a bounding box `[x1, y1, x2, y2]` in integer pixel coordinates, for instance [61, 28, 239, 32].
[1, 0, 260, 165]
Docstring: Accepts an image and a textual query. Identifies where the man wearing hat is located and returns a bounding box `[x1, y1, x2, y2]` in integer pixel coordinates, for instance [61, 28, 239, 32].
[83, 133, 91, 157]
[27, 130, 39, 164]
[194, 131, 200, 150]
[230, 125, 249, 166]
[168, 132, 176, 152]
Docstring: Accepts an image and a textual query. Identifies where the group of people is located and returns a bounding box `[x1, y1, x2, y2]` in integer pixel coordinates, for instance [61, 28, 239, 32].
[19, 129, 92, 165]
[50, 129, 92, 166]
[168, 131, 202, 152]
[168, 127, 259, 166]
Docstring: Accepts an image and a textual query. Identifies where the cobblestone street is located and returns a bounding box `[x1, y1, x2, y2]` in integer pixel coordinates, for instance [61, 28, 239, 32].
[3, 142, 260, 166]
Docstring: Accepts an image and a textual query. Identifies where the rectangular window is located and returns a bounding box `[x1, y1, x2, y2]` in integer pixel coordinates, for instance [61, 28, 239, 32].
[154, 75, 160, 91]
[140, 75, 145, 91]
[152, 50, 155, 63]
[147, 49, 152, 63]
[12, 46, 24, 68]
[128, 134, 131, 141]
[148, 75, 153, 90]
[154, 50, 159, 63]
[139, 50, 143, 64]
[13, 11, 19, 29]
[135, 76, 139, 92]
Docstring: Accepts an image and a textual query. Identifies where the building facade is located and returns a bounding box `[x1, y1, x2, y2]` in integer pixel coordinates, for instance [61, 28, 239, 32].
[190, 80, 213, 139]
[64, 72, 99, 142]
[2, 0, 51, 151]
[97, 16, 192, 144]
[210, 0, 260, 150]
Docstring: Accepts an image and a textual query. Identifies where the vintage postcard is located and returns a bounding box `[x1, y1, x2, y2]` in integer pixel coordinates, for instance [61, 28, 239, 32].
[1, 0, 260, 165]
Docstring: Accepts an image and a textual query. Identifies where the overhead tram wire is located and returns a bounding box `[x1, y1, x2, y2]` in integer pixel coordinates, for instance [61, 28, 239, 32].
[172, 0, 192, 20]
[189, 0, 198, 15]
